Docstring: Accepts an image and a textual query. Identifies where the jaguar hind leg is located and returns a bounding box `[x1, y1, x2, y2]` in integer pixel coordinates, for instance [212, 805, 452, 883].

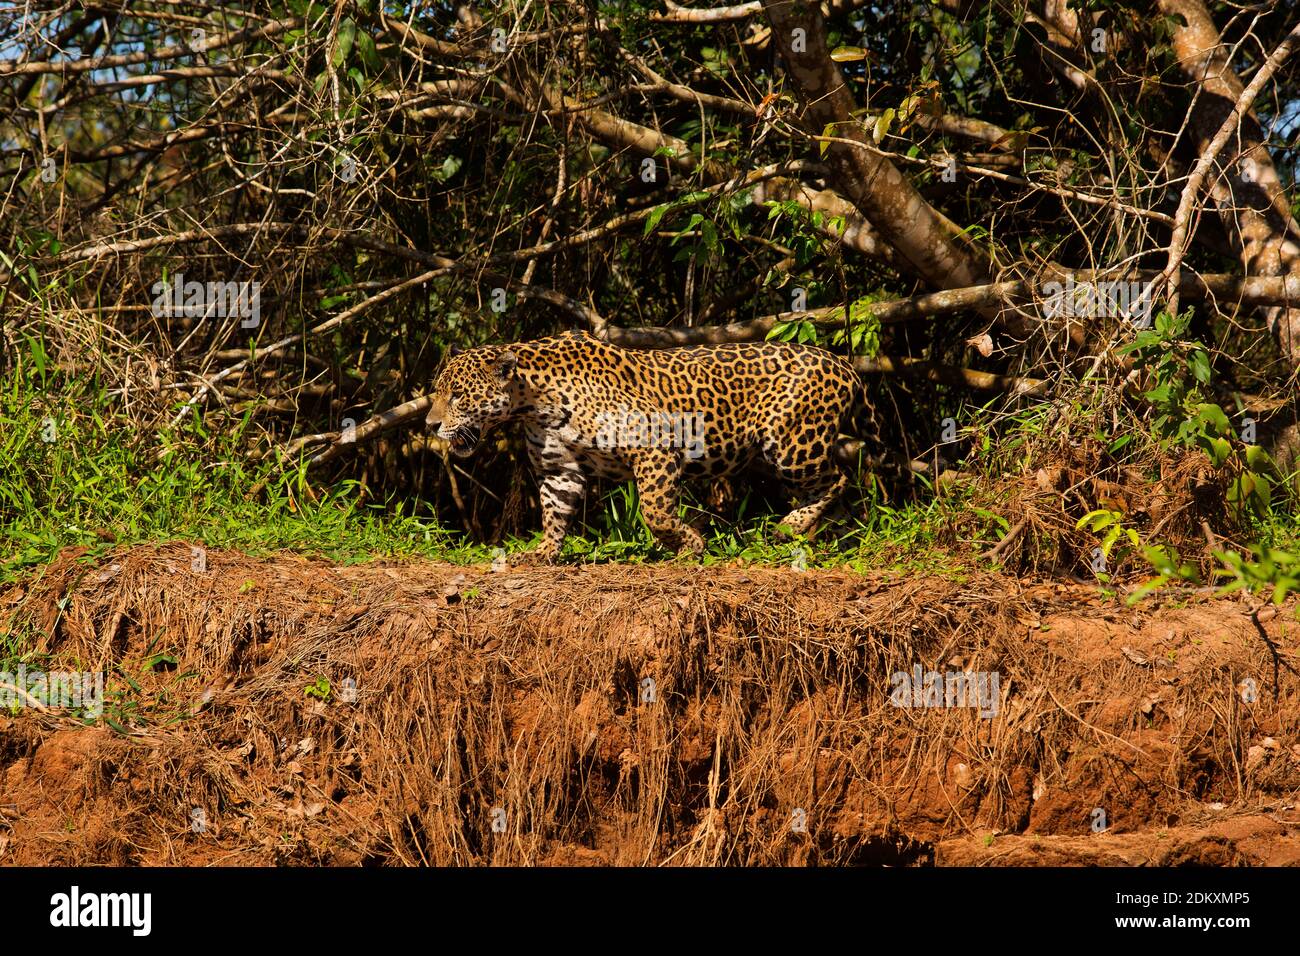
[780, 468, 852, 538]
[773, 464, 849, 541]
[632, 450, 706, 557]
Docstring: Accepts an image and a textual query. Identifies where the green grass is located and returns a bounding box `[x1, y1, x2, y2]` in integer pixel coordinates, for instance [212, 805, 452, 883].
[0, 355, 480, 582]
[550, 472, 993, 574]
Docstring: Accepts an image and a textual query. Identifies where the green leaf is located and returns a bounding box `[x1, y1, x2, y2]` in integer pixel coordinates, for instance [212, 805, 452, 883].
[1108, 433, 1135, 454]
[1273, 578, 1294, 605]
[1214, 578, 1248, 597]
[1252, 474, 1272, 511]
[1205, 436, 1231, 467]
[1128, 575, 1171, 604]
[819, 122, 837, 157]
[644, 203, 671, 235]
[332, 18, 355, 68]
[356, 30, 381, 71]
[1144, 382, 1171, 404]
[700, 219, 719, 253]
[1076, 509, 1119, 532]
[1245, 444, 1272, 468]
[1194, 403, 1230, 435]
[1188, 348, 1211, 384]
[872, 108, 895, 144]
[104, 716, 130, 735]
[830, 46, 869, 62]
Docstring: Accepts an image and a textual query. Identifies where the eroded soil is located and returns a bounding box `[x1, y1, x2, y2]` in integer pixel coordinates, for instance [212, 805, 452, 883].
[2, 545, 1298, 865]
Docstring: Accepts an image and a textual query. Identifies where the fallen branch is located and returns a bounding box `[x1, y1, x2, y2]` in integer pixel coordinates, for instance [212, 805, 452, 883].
[651, 1, 763, 22]
[852, 356, 1048, 397]
[307, 394, 441, 468]
[606, 272, 1300, 348]
[983, 518, 1029, 561]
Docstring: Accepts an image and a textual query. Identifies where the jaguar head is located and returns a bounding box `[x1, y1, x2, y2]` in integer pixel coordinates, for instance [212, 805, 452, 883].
[425, 346, 520, 457]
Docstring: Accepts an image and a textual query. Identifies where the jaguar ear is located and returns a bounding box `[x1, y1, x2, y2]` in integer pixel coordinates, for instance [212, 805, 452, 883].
[448, 344, 463, 357]
[494, 349, 517, 382]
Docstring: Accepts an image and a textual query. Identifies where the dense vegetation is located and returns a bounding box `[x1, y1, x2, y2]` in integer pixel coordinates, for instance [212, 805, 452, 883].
[3, 1, 1300, 601]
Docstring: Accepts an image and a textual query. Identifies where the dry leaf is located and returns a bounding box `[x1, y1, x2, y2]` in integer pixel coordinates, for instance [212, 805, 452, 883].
[965, 332, 994, 357]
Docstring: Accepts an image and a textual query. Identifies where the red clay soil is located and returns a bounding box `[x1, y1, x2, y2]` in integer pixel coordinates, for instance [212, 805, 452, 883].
[1, 544, 1298, 865]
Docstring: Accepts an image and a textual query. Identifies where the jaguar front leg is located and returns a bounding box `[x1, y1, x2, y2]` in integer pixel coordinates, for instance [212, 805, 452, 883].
[522, 428, 589, 563]
[531, 464, 587, 562]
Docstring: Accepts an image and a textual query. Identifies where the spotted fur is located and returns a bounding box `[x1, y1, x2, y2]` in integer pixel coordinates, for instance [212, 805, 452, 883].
[426, 330, 875, 561]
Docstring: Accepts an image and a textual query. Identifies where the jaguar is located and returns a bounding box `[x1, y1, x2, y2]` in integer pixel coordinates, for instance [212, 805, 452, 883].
[424, 330, 877, 561]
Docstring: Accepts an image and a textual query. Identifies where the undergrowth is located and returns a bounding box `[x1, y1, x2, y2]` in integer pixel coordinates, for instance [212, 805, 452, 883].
[0, 333, 996, 580]
[3, 313, 1300, 593]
